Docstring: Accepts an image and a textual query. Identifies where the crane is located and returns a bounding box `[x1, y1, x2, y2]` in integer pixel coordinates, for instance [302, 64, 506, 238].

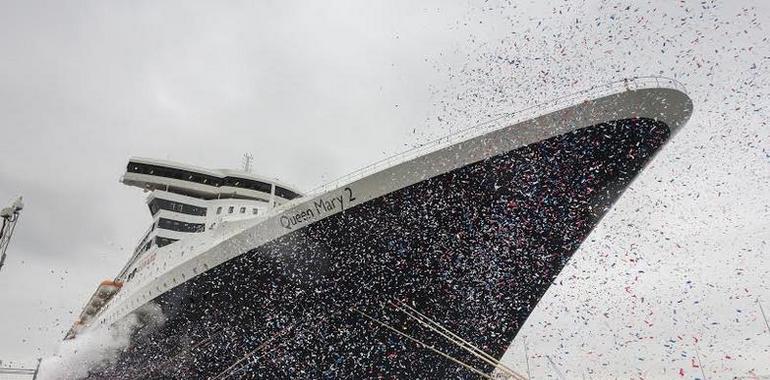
[0, 196, 23, 273]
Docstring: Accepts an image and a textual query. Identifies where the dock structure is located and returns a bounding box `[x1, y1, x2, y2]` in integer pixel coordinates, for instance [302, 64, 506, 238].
[0, 359, 41, 380]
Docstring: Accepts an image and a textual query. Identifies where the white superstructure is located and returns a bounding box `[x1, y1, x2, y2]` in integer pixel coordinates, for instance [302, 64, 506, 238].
[66, 158, 302, 337]
[116, 157, 302, 282]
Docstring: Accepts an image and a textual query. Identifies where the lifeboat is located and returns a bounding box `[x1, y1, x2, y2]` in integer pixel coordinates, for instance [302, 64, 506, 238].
[64, 280, 123, 339]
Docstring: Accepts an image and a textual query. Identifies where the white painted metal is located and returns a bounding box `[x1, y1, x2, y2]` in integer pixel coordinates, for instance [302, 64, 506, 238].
[86, 77, 692, 332]
[122, 157, 301, 202]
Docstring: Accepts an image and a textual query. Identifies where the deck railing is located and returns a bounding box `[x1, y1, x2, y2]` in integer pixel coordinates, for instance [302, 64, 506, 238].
[87, 77, 687, 330]
[297, 76, 687, 200]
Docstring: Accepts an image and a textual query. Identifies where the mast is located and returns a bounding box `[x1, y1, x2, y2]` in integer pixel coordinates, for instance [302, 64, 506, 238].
[242, 153, 254, 173]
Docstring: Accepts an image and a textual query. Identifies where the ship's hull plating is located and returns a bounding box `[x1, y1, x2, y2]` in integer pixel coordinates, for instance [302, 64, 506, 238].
[90, 118, 669, 379]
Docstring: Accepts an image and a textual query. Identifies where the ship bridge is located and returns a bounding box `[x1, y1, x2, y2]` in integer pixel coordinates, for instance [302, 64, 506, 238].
[115, 157, 302, 283]
[122, 157, 302, 203]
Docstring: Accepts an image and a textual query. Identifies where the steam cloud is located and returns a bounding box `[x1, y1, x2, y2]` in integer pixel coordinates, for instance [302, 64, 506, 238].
[37, 302, 165, 380]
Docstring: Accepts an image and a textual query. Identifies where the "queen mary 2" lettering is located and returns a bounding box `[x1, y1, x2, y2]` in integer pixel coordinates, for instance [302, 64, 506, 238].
[279, 187, 356, 230]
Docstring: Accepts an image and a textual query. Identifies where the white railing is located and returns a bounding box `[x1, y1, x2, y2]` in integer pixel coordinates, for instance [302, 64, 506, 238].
[298, 76, 686, 200]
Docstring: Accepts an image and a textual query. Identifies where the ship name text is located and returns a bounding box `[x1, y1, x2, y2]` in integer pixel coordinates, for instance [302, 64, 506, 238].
[279, 187, 356, 230]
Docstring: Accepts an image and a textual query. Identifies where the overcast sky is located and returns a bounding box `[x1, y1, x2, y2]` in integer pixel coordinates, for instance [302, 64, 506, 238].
[0, 0, 769, 378]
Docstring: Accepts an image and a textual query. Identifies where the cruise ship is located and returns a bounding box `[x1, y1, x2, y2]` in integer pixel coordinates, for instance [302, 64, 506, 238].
[65, 77, 692, 379]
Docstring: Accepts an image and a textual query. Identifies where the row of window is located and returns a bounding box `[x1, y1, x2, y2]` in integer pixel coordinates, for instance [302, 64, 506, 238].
[155, 236, 178, 248]
[275, 186, 300, 200]
[126, 162, 301, 199]
[128, 162, 222, 186]
[223, 176, 271, 193]
[136, 239, 152, 255]
[133, 222, 156, 255]
[149, 198, 207, 217]
[125, 236, 179, 281]
[157, 217, 206, 233]
[216, 206, 259, 216]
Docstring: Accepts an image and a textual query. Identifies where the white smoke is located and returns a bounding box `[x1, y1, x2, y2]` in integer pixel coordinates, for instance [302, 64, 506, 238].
[37, 302, 165, 380]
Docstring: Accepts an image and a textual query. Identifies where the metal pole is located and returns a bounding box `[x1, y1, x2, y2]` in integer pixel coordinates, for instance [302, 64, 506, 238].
[524, 337, 532, 380]
[0, 215, 18, 273]
[0, 217, 7, 272]
[545, 355, 565, 380]
[32, 358, 41, 380]
[759, 300, 770, 334]
[694, 343, 707, 380]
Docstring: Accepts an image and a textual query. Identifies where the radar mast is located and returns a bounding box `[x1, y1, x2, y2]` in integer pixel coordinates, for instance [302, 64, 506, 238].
[242, 153, 254, 173]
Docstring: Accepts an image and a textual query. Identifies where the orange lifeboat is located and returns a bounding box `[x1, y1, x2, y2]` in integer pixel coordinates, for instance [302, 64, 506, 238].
[64, 279, 124, 339]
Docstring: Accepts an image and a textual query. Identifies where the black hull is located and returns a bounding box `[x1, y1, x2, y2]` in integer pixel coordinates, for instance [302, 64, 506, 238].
[89, 118, 669, 379]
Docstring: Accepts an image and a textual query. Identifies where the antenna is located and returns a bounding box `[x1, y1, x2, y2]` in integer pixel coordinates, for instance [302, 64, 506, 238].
[242, 153, 254, 173]
[694, 339, 708, 380]
[758, 299, 770, 335]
